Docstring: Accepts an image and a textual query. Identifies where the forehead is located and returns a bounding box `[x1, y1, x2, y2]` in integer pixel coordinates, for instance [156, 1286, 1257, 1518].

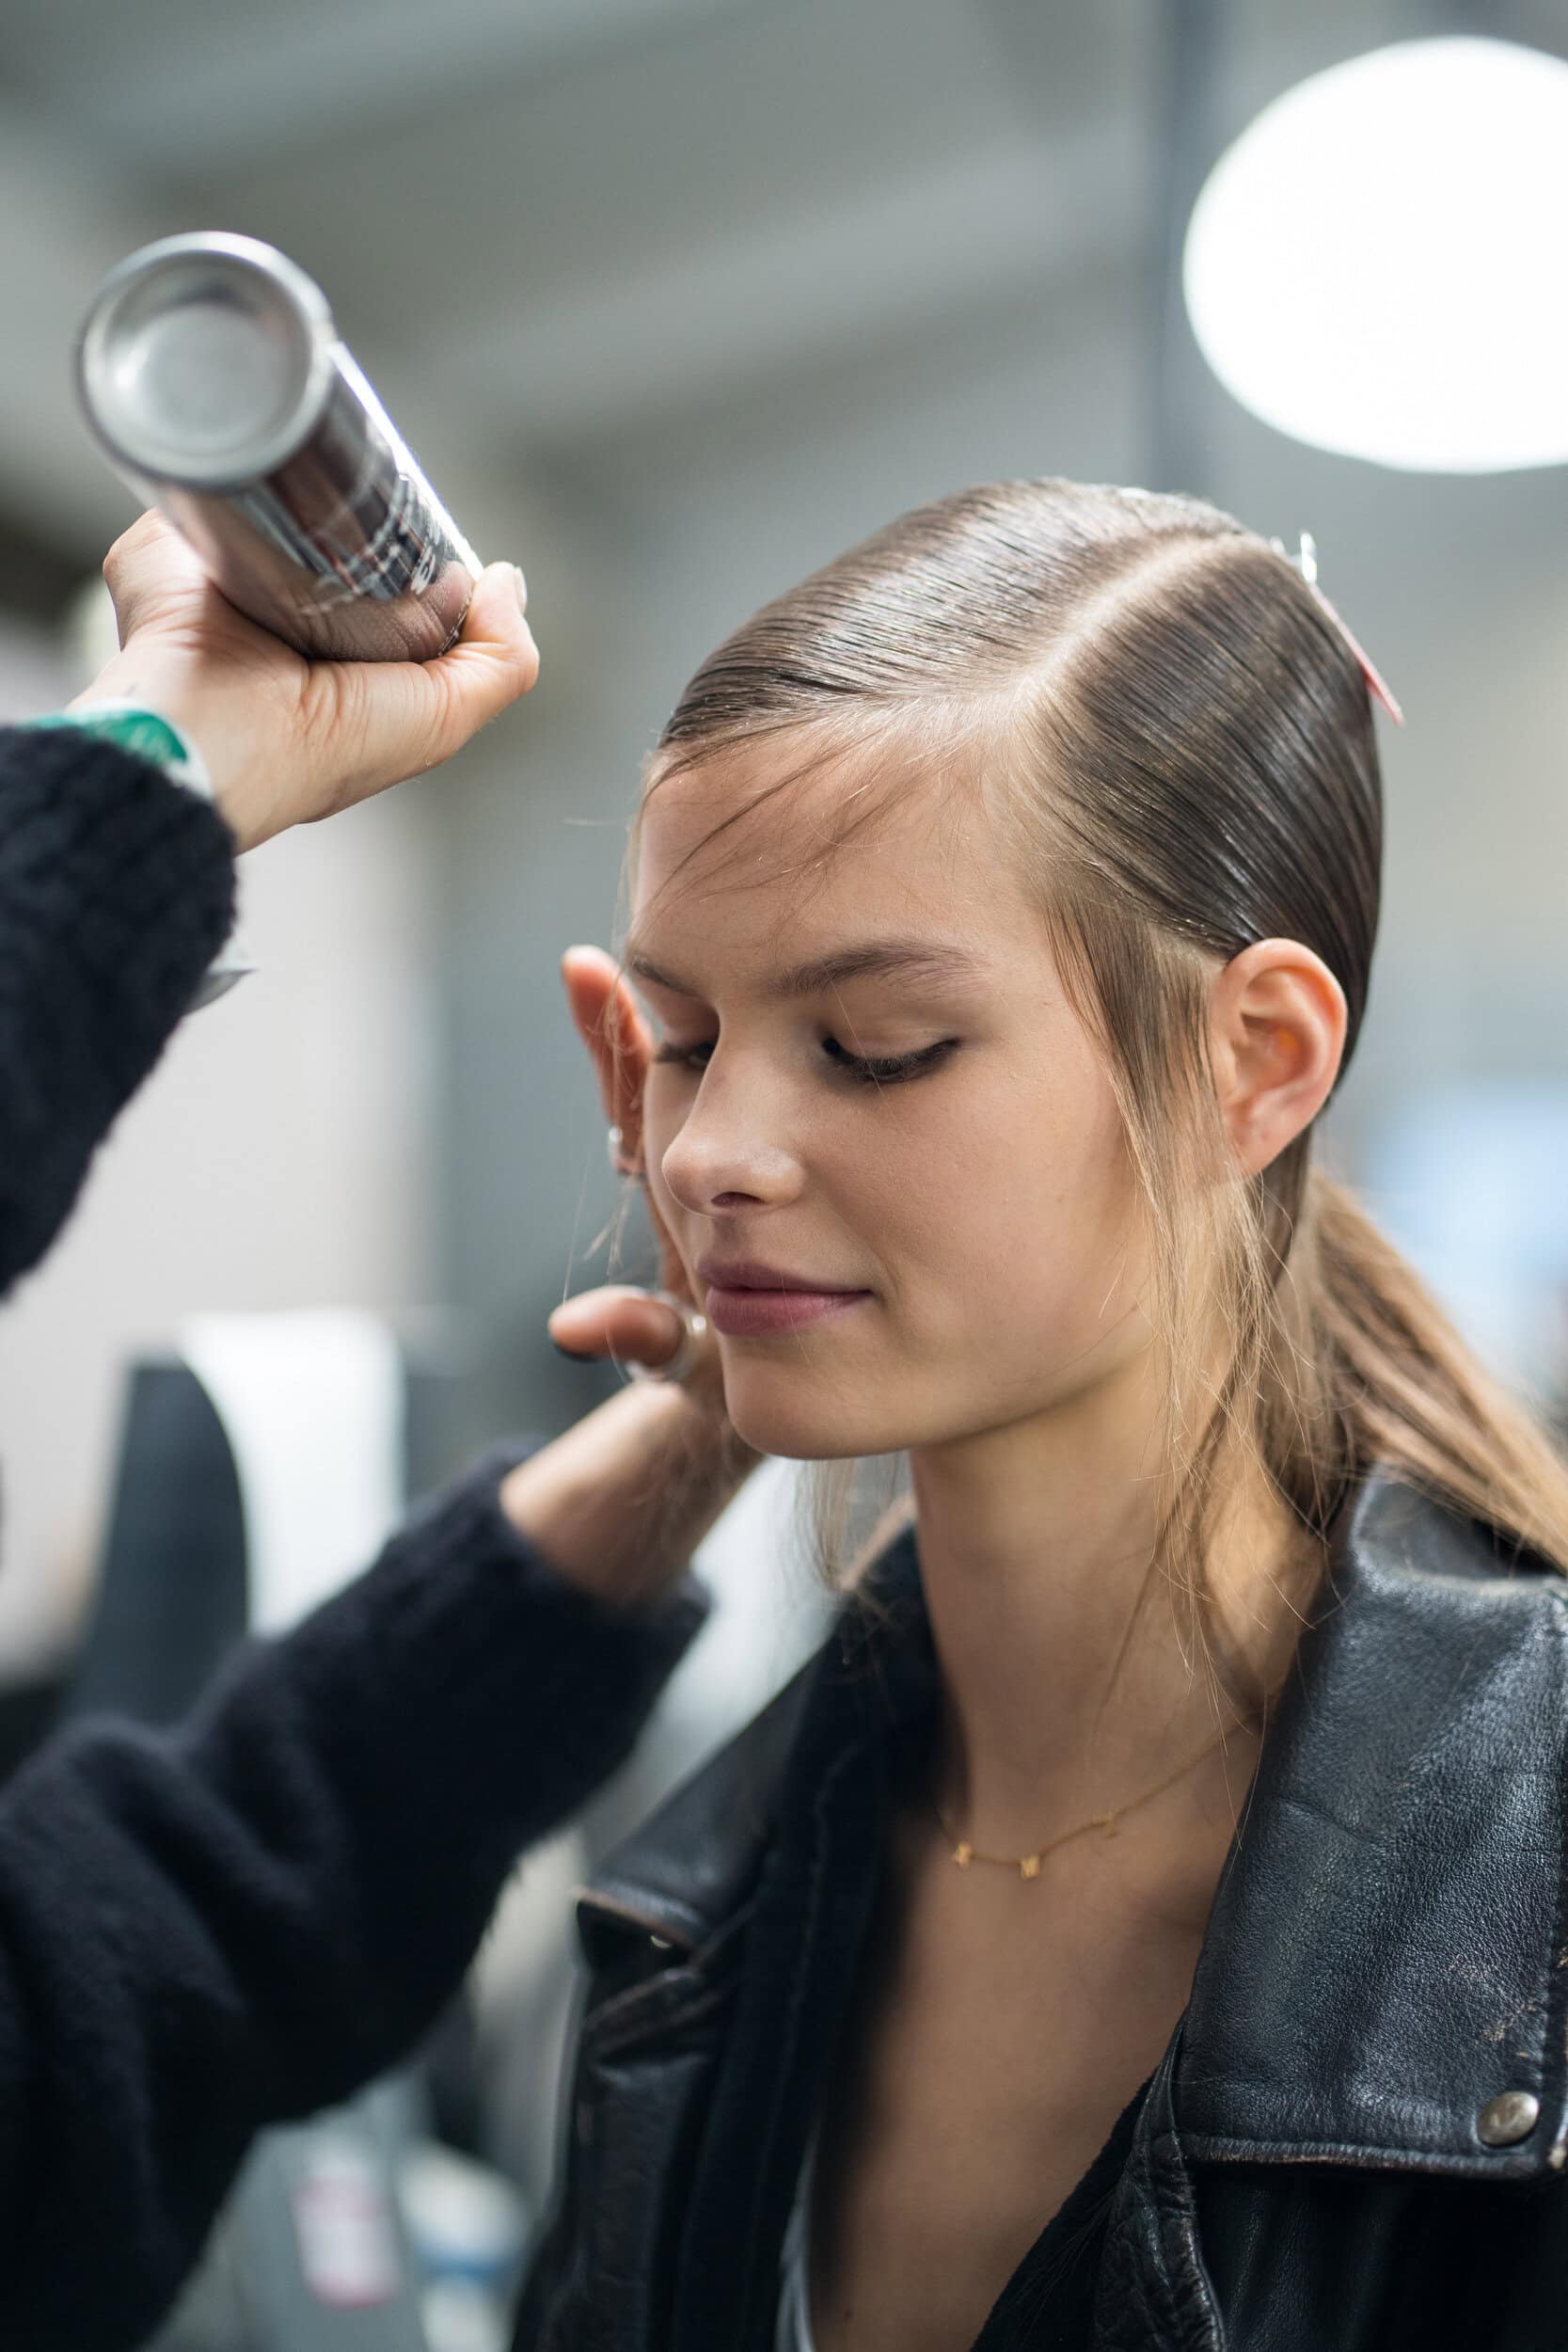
[631, 735, 1039, 965]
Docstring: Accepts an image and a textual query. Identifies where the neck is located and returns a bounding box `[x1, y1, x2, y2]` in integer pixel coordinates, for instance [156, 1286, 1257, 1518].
[907, 1358, 1313, 1872]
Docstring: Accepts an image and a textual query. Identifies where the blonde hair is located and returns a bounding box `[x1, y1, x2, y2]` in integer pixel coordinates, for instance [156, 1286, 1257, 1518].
[623, 478, 1568, 1698]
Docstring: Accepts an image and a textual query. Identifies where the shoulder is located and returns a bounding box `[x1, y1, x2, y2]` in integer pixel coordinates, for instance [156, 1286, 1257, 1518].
[1180, 1463, 1568, 2188]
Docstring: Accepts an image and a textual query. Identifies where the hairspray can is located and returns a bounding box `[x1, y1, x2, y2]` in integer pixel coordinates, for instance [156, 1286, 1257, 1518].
[75, 231, 481, 662]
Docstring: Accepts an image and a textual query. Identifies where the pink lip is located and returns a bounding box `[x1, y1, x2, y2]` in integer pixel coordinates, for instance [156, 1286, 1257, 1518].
[705, 1284, 870, 1338]
[695, 1255, 860, 1292]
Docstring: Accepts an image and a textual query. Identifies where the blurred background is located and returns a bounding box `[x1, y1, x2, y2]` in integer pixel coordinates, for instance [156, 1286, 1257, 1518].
[0, 0, 1566, 2328]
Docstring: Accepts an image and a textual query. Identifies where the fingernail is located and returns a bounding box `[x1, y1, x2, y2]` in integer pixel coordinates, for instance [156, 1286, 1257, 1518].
[512, 564, 529, 613]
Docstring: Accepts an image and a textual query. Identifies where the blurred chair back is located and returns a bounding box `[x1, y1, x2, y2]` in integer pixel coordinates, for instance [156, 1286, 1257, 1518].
[60, 1356, 247, 1726]
[63, 1309, 418, 1723]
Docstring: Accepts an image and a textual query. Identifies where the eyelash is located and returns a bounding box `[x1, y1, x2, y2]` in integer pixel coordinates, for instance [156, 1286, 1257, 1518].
[650, 1037, 958, 1088]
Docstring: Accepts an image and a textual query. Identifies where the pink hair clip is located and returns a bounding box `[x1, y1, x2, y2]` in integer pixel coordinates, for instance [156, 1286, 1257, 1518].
[1271, 532, 1404, 727]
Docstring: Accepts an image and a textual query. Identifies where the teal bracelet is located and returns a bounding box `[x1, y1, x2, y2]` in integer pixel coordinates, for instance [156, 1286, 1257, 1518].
[19, 700, 214, 802]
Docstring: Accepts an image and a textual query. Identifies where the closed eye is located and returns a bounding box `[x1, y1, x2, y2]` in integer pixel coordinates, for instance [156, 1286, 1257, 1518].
[651, 1037, 959, 1088]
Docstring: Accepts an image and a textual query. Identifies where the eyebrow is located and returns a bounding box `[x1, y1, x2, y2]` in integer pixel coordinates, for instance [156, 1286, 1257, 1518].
[622, 936, 989, 1002]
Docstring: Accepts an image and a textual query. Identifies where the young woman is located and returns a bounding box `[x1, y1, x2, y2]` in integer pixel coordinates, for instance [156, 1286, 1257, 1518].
[520, 477, 1568, 2352]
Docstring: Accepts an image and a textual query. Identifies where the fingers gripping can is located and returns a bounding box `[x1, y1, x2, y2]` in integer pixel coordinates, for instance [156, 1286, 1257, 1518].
[75, 232, 482, 662]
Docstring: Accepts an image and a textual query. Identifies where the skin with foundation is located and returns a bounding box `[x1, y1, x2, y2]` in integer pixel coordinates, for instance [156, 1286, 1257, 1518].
[589, 735, 1347, 2352]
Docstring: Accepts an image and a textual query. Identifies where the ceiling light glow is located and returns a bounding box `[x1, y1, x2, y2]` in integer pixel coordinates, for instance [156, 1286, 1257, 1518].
[1183, 37, 1568, 472]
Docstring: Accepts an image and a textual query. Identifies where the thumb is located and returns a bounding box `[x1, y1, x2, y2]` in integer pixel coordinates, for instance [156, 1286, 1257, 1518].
[548, 1285, 689, 1373]
[418, 563, 541, 765]
[336, 562, 540, 797]
[550, 1284, 727, 1417]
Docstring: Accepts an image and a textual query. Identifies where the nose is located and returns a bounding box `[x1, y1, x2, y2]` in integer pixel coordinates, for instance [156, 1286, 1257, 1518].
[658, 1062, 805, 1216]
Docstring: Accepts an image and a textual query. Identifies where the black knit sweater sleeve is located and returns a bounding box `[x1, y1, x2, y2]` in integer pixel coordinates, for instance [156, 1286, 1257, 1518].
[0, 723, 711, 2345]
[0, 722, 237, 1296]
[0, 1448, 707, 2351]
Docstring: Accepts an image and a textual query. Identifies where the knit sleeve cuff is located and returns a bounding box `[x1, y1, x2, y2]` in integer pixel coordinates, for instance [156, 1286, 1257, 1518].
[0, 722, 236, 1025]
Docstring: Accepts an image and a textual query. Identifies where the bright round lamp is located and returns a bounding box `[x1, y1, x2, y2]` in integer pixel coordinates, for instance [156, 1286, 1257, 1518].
[1183, 37, 1568, 472]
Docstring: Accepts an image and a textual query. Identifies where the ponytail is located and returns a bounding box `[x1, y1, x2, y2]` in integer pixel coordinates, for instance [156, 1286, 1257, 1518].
[1282, 1169, 1568, 1573]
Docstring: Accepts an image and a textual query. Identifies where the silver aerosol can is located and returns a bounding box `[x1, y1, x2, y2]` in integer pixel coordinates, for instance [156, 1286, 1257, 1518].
[75, 231, 481, 661]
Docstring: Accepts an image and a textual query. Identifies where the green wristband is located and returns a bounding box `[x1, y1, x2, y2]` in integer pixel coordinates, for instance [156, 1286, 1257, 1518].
[19, 700, 214, 801]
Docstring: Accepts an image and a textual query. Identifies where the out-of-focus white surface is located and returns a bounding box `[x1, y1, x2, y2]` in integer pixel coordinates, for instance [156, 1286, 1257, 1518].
[180, 1311, 406, 1633]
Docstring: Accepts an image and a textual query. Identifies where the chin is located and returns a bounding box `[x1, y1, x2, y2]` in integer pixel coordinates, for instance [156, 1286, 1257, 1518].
[741, 1430, 870, 1464]
[723, 1383, 904, 1464]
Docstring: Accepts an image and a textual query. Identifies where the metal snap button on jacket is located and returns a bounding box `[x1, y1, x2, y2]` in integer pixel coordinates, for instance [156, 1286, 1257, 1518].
[1478, 2090, 1540, 2147]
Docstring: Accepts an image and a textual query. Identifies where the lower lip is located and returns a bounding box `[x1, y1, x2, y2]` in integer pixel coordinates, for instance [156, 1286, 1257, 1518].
[705, 1285, 871, 1337]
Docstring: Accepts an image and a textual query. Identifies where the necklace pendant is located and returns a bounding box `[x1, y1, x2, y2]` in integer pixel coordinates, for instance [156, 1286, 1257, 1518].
[1019, 1853, 1041, 1882]
[953, 1841, 974, 1869]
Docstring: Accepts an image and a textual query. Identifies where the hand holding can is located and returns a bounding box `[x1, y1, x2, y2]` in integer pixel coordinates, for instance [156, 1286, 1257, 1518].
[68, 231, 536, 998]
[75, 507, 538, 856]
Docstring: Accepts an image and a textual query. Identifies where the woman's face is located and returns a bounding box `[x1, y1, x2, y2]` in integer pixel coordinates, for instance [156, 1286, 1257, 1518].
[627, 742, 1153, 1462]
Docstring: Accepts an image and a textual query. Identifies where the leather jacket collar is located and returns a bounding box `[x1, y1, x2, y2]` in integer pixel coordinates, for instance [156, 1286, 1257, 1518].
[581, 1465, 1568, 2188]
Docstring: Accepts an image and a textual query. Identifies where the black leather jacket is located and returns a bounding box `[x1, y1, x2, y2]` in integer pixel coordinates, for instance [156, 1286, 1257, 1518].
[515, 1468, 1568, 2350]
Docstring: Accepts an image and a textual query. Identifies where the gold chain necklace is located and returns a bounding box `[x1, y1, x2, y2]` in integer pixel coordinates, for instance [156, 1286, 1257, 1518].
[929, 1714, 1259, 1882]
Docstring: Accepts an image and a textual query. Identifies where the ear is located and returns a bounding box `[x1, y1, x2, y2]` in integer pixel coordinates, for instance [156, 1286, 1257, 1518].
[1208, 939, 1347, 1179]
[561, 946, 655, 1171]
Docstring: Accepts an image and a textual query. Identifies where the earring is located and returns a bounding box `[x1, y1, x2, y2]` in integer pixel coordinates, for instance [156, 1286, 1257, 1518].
[607, 1123, 645, 1181]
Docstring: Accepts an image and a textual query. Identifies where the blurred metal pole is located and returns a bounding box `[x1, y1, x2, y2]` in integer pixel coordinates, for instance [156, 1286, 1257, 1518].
[1145, 0, 1227, 496]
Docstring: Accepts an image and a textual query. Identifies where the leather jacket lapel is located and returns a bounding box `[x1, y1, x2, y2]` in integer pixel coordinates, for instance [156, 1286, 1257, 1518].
[575, 1534, 931, 2352]
[1094, 2038, 1224, 2352]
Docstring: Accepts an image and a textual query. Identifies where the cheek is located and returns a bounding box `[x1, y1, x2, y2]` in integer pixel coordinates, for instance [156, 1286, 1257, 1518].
[866, 1063, 1143, 1332]
[880, 1056, 1130, 1240]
